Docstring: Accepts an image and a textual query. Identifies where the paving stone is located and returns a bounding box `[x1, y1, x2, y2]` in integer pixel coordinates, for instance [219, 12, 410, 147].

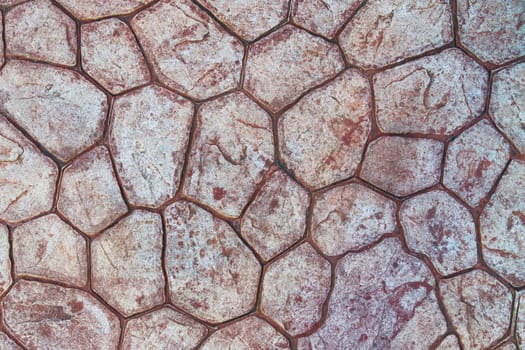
[480, 160, 525, 287]
[200, 316, 290, 350]
[5, 0, 77, 66]
[457, 0, 525, 65]
[311, 182, 396, 256]
[400, 190, 477, 276]
[278, 69, 371, 189]
[490, 62, 525, 154]
[374, 48, 488, 135]
[0, 60, 108, 161]
[497, 343, 517, 350]
[360, 136, 444, 197]
[299, 238, 447, 349]
[165, 201, 261, 323]
[240, 168, 309, 261]
[0, 13, 3, 67]
[12, 214, 87, 287]
[245, 25, 344, 113]
[0, 115, 58, 224]
[109, 85, 193, 208]
[338, 0, 453, 69]
[435, 334, 461, 350]
[0, 1, 24, 7]
[56, 0, 155, 20]
[92, 210, 165, 316]
[439, 270, 513, 350]
[518, 293, 525, 349]
[0, 224, 11, 296]
[444, 119, 510, 207]
[131, 0, 243, 100]
[184, 92, 273, 218]
[57, 146, 128, 236]
[2, 280, 120, 350]
[0, 332, 21, 350]
[81, 18, 150, 95]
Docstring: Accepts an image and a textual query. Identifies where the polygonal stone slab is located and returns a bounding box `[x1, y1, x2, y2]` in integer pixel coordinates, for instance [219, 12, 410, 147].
[184, 91, 274, 218]
[0, 13, 3, 67]
[0, 60, 108, 161]
[497, 343, 517, 350]
[374, 48, 488, 135]
[131, 0, 243, 100]
[436, 335, 461, 350]
[439, 270, 513, 350]
[400, 190, 477, 276]
[245, 25, 344, 113]
[165, 201, 261, 323]
[5, 0, 77, 66]
[92, 210, 165, 316]
[360, 136, 444, 197]
[338, 0, 453, 69]
[0, 1, 24, 7]
[518, 293, 525, 349]
[109, 85, 194, 208]
[57, 146, 128, 236]
[311, 182, 397, 256]
[278, 69, 371, 189]
[0, 224, 11, 296]
[299, 238, 447, 349]
[0, 332, 21, 350]
[444, 119, 510, 207]
[56, 0, 155, 20]
[12, 214, 87, 287]
[2, 280, 120, 350]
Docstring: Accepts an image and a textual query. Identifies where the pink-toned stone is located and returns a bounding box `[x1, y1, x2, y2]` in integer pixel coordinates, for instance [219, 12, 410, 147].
[56, 0, 155, 20]
[0, 1, 24, 7]
[2, 280, 120, 349]
[0, 115, 57, 224]
[245, 25, 344, 113]
[278, 69, 371, 189]
[0, 60, 108, 161]
[165, 201, 261, 323]
[184, 92, 273, 218]
[109, 85, 194, 208]
[0, 13, 3, 67]
[5, 0, 76, 66]
[480, 160, 525, 287]
[299, 238, 447, 349]
[201, 316, 290, 350]
[436, 335, 461, 350]
[497, 343, 517, 350]
[0, 224, 11, 296]
[338, 0, 453, 69]
[360, 136, 444, 196]
[122, 307, 207, 350]
[131, 0, 243, 100]
[12, 214, 87, 287]
[374, 48, 488, 135]
[444, 119, 510, 207]
[439, 270, 513, 350]
[92, 210, 165, 316]
[517, 293, 525, 349]
[400, 190, 477, 276]
[311, 182, 396, 256]
[241, 168, 309, 261]
[57, 146, 128, 236]
[0, 332, 21, 350]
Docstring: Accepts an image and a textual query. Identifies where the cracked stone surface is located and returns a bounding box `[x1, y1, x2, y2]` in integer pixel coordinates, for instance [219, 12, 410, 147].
[518, 293, 525, 349]
[0, 332, 21, 350]
[0, 224, 11, 296]
[436, 334, 460, 350]
[56, 0, 155, 20]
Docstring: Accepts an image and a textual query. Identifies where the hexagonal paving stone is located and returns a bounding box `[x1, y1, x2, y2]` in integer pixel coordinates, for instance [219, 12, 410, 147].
[480, 160, 525, 287]
[184, 91, 274, 218]
[241, 168, 309, 261]
[92, 210, 165, 316]
[439, 270, 513, 350]
[12, 214, 87, 287]
[436, 334, 460, 350]
[400, 190, 477, 276]
[490, 62, 525, 154]
[5, 0, 76, 66]
[374, 48, 488, 135]
[0, 115, 58, 224]
[57, 146, 128, 236]
[278, 69, 371, 189]
[0, 224, 11, 296]
[444, 119, 510, 207]
[518, 293, 525, 349]
[81, 18, 150, 95]
[457, 0, 525, 65]
[56, 0, 155, 20]
[165, 201, 261, 323]
[360, 136, 444, 197]
[0, 60, 108, 161]
[199, 0, 288, 41]
[109, 85, 194, 208]
[338, 0, 453, 69]
[245, 25, 344, 113]
[298, 238, 447, 349]
[200, 316, 290, 350]
[0, 332, 21, 350]
[131, 0, 243, 100]
[2, 280, 120, 350]
[311, 182, 397, 256]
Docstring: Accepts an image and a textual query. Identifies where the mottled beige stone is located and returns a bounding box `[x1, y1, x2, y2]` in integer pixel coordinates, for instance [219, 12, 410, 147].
[0, 332, 21, 350]
[0, 224, 11, 296]
[436, 335, 461, 350]
[56, 0, 155, 20]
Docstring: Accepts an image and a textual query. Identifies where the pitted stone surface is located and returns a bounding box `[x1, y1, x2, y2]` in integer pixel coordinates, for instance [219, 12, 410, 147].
[0, 1, 24, 7]
[0, 333, 21, 350]
[436, 335, 461, 350]
[497, 343, 517, 350]
[0, 224, 11, 296]
[518, 293, 525, 349]
[56, 0, 155, 20]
